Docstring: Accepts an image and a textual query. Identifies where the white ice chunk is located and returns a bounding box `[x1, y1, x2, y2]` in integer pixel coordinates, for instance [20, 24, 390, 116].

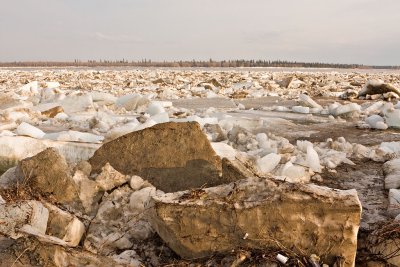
[328, 102, 341, 115]
[116, 94, 149, 111]
[296, 140, 313, 153]
[134, 119, 157, 132]
[334, 103, 361, 116]
[380, 142, 400, 154]
[45, 81, 60, 89]
[292, 106, 310, 114]
[383, 158, 400, 189]
[281, 162, 310, 183]
[274, 106, 290, 112]
[211, 142, 237, 160]
[54, 112, 69, 120]
[0, 130, 15, 137]
[175, 115, 218, 128]
[16, 122, 45, 139]
[299, 94, 322, 109]
[0, 136, 100, 170]
[44, 130, 104, 143]
[19, 81, 39, 95]
[146, 102, 165, 116]
[366, 115, 385, 129]
[151, 112, 169, 124]
[375, 121, 388, 130]
[105, 122, 140, 141]
[363, 101, 385, 114]
[385, 109, 400, 128]
[307, 146, 321, 173]
[60, 94, 94, 114]
[256, 153, 281, 174]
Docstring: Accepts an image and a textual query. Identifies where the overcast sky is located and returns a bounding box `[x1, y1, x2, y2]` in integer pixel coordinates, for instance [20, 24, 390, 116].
[1, 0, 399, 65]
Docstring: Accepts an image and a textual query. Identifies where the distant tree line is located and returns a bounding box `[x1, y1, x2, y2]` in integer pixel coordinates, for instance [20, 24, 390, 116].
[1, 59, 399, 69]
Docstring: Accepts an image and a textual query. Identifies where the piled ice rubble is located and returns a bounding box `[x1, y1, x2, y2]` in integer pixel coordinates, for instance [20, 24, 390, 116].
[0, 121, 365, 267]
[1, 69, 400, 265]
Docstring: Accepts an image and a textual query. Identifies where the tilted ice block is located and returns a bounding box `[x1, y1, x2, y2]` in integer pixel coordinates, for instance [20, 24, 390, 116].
[281, 162, 309, 183]
[116, 94, 149, 111]
[307, 146, 321, 173]
[134, 119, 157, 132]
[296, 140, 313, 153]
[256, 153, 281, 174]
[299, 94, 322, 109]
[16, 122, 45, 139]
[211, 142, 237, 160]
[105, 122, 140, 141]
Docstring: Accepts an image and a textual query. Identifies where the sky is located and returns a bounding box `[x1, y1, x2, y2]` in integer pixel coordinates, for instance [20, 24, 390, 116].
[0, 0, 399, 65]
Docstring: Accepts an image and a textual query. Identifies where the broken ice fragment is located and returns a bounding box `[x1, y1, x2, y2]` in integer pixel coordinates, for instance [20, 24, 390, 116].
[16, 122, 45, 139]
[307, 146, 321, 173]
[256, 153, 281, 174]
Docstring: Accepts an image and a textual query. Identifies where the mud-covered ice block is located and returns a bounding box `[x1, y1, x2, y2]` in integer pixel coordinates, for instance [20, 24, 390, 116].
[16, 122, 45, 139]
[16, 148, 80, 206]
[359, 80, 400, 98]
[150, 178, 362, 267]
[95, 163, 129, 191]
[89, 122, 224, 192]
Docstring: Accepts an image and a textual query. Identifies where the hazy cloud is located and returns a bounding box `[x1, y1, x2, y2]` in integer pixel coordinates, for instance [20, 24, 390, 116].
[0, 0, 399, 65]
